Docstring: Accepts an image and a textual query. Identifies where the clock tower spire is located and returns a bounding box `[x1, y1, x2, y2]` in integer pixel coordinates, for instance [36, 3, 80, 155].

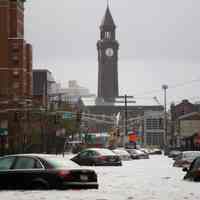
[97, 6, 119, 103]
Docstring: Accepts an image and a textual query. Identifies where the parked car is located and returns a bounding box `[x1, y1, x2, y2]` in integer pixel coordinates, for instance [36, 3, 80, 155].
[183, 156, 200, 181]
[0, 154, 98, 190]
[173, 151, 200, 168]
[149, 148, 162, 155]
[71, 148, 122, 166]
[168, 150, 181, 159]
[126, 149, 149, 159]
[139, 148, 151, 155]
[112, 148, 131, 161]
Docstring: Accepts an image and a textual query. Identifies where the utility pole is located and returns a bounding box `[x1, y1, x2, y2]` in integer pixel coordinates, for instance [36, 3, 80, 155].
[117, 95, 136, 146]
[162, 84, 168, 153]
[124, 95, 128, 137]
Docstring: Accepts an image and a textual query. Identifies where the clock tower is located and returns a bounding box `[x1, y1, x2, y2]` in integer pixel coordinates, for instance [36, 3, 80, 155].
[97, 6, 119, 103]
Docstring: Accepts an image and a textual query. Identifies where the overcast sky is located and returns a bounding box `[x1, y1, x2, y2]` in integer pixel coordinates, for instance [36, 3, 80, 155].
[24, 0, 200, 106]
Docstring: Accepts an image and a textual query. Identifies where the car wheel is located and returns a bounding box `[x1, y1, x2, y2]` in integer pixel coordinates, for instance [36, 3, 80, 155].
[193, 177, 200, 182]
[30, 181, 49, 190]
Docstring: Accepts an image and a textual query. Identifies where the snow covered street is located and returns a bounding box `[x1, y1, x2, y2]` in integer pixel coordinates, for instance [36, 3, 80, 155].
[0, 155, 200, 200]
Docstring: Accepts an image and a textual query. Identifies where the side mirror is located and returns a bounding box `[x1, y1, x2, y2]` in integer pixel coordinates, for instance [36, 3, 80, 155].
[182, 167, 188, 172]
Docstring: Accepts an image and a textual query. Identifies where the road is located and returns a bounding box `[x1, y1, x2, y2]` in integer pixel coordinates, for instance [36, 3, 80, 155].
[0, 155, 200, 200]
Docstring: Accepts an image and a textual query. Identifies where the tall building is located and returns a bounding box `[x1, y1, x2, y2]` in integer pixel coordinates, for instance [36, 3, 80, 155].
[0, 0, 32, 106]
[33, 69, 55, 107]
[97, 6, 119, 103]
[0, 0, 33, 153]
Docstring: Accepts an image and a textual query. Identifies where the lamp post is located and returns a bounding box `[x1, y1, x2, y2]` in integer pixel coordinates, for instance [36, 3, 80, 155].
[162, 84, 168, 153]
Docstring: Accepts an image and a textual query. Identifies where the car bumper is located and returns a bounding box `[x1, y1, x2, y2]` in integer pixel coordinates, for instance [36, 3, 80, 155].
[96, 162, 122, 166]
[60, 182, 99, 189]
[139, 155, 149, 159]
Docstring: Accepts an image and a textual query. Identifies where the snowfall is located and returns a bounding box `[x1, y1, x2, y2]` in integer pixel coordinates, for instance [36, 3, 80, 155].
[0, 154, 200, 200]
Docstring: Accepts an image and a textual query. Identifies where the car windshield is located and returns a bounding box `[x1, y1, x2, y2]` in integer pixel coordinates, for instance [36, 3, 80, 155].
[91, 149, 116, 156]
[43, 157, 79, 169]
[113, 149, 129, 155]
[128, 149, 142, 154]
[183, 152, 200, 159]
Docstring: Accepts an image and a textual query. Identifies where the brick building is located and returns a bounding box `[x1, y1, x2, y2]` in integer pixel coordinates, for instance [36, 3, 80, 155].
[0, 0, 33, 154]
[170, 100, 200, 149]
[0, 0, 32, 105]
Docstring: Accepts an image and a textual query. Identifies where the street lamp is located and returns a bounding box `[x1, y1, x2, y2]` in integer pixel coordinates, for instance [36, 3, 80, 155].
[162, 84, 168, 153]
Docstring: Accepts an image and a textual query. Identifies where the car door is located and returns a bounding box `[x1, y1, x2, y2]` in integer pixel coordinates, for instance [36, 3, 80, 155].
[0, 156, 16, 189]
[75, 151, 93, 166]
[186, 158, 200, 181]
[11, 156, 45, 189]
[85, 150, 97, 165]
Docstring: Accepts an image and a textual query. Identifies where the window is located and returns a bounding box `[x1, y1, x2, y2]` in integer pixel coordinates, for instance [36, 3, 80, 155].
[13, 82, 20, 89]
[13, 70, 19, 76]
[79, 151, 90, 157]
[146, 118, 161, 130]
[14, 157, 36, 169]
[12, 43, 19, 51]
[105, 32, 111, 39]
[88, 151, 98, 157]
[0, 157, 16, 170]
[35, 160, 43, 169]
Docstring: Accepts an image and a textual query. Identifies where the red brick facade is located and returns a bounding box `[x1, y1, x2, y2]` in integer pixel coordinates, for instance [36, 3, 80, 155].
[0, 0, 32, 106]
[0, 1, 33, 153]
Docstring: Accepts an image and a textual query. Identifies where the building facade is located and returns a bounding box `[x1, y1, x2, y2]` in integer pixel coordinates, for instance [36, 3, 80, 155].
[170, 99, 200, 149]
[176, 112, 200, 150]
[83, 102, 164, 147]
[0, 0, 33, 154]
[58, 80, 95, 104]
[33, 69, 55, 107]
[143, 110, 164, 147]
[0, 0, 32, 105]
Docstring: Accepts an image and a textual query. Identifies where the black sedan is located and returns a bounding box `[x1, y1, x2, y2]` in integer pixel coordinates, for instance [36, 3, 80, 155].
[71, 148, 122, 166]
[183, 156, 200, 182]
[0, 154, 98, 190]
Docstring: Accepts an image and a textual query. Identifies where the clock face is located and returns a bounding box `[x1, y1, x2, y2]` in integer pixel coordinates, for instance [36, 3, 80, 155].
[105, 48, 114, 57]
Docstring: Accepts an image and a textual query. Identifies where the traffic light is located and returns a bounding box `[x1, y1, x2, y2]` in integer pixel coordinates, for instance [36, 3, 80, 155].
[76, 111, 82, 122]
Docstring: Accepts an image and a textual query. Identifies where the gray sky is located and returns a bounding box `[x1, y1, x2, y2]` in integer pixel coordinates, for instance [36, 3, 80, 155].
[24, 0, 200, 106]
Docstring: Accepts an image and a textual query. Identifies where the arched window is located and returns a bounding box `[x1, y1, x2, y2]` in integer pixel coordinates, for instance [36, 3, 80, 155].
[105, 32, 111, 39]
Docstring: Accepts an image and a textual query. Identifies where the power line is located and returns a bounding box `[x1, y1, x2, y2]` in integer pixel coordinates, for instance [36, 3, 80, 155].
[134, 77, 200, 99]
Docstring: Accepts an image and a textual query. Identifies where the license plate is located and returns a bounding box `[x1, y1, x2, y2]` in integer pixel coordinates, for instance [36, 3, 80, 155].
[80, 175, 88, 181]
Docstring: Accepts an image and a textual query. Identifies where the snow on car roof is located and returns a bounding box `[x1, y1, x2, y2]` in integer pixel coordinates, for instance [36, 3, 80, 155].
[113, 149, 130, 155]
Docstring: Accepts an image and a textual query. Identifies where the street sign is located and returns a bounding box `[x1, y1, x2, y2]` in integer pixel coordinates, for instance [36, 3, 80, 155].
[0, 128, 8, 136]
[62, 112, 73, 119]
